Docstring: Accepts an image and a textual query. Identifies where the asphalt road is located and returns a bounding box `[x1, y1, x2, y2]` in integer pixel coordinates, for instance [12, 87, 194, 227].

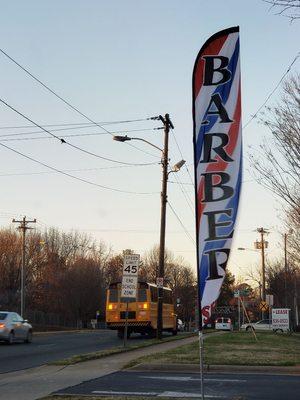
[56, 370, 300, 399]
[0, 329, 148, 374]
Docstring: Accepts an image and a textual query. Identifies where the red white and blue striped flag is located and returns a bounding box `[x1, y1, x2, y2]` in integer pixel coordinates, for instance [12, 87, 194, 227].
[192, 27, 242, 325]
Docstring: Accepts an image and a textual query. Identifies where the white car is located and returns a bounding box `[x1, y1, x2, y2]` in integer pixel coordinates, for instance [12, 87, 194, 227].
[215, 317, 233, 331]
[0, 311, 33, 344]
[241, 319, 273, 332]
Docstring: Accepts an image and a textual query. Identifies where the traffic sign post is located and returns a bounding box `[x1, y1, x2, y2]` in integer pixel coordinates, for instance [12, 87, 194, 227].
[121, 254, 140, 347]
[266, 294, 274, 323]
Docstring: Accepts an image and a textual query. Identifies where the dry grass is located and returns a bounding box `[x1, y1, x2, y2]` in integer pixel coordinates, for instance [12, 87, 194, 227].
[126, 332, 300, 367]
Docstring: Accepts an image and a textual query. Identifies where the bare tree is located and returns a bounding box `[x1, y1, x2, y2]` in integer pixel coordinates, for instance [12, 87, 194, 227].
[264, 0, 300, 20]
[250, 74, 300, 211]
[250, 74, 300, 268]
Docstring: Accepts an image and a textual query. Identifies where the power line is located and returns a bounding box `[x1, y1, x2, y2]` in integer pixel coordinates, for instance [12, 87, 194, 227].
[0, 141, 159, 195]
[0, 164, 151, 177]
[0, 118, 155, 131]
[0, 47, 161, 157]
[0, 128, 157, 142]
[170, 129, 194, 186]
[0, 98, 158, 166]
[243, 51, 300, 130]
[171, 172, 195, 216]
[169, 129, 195, 214]
[168, 201, 195, 245]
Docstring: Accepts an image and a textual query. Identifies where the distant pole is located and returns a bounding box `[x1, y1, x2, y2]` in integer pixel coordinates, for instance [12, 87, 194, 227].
[157, 113, 173, 340]
[12, 216, 36, 317]
[284, 233, 288, 307]
[238, 296, 241, 331]
[257, 227, 268, 318]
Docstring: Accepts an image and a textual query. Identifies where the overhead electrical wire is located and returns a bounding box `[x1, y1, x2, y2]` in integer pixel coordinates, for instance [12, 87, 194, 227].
[169, 128, 195, 216]
[170, 129, 194, 186]
[0, 47, 161, 157]
[168, 201, 196, 245]
[0, 118, 155, 131]
[171, 172, 195, 215]
[0, 164, 152, 177]
[0, 126, 156, 139]
[0, 98, 158, 167]
[0, 141, 159, 195]
[243, 51, 300, 130]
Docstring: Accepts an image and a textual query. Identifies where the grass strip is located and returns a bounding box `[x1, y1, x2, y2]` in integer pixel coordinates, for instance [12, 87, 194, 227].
[49, 332, 197, 366]
[125, 332, 300, 368]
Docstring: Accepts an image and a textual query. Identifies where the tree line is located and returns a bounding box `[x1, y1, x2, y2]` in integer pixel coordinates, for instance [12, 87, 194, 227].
[0, 227, 196, 328]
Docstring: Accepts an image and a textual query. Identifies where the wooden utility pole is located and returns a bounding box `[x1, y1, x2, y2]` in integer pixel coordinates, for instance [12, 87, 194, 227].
[256, 227, 268, 318]
[157, 113, 174, 340]
[284, 233, 288, 307]
[12, 216, 36, 317]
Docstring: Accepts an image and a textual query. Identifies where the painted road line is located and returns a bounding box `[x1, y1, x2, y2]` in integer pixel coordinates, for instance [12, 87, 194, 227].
[141, 375, 246, 383]
[159, 391, 226, 398]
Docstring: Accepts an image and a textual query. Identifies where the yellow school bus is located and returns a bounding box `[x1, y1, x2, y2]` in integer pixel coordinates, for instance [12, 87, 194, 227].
[106, 281, 177, 338]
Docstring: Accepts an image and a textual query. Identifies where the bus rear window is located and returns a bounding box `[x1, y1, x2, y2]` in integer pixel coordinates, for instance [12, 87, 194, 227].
[109, 289, 118, 302]
[138, 289, 147, 302]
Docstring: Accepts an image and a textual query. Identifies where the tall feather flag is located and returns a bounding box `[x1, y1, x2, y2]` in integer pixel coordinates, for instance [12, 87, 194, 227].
[192, 27, 242, 326]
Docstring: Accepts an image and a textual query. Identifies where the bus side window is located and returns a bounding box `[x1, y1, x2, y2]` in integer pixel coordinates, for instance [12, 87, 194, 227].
[163, 289, 173, 304]
[150, 286, 158, 302]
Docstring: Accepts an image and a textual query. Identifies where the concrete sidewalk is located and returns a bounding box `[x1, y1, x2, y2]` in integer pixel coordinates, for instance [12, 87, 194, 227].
[0, 335, 198, 400]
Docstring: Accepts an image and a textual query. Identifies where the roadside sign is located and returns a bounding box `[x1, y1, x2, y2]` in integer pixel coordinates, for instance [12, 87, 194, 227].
[259, 301, 269, 312]
[121, 254, 140, 299]
[266, 294, 274, 306]
[272, 308, 290, 331]
[234, 289, 249, 298]
[156, 277, 164, 288]
[254, 240, 268, 249]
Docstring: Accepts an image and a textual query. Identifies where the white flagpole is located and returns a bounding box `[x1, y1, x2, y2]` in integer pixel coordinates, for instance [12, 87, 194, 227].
[198, 329, 205, 400]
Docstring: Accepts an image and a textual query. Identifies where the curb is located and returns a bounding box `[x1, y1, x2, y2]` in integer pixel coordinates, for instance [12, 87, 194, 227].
[128, 362, 300, 375]
[34, 329, 96, 336]
[48, 333, 198, 366]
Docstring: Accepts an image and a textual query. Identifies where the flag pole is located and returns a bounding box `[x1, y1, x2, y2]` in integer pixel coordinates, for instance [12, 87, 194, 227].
[198, 313, 205, 400]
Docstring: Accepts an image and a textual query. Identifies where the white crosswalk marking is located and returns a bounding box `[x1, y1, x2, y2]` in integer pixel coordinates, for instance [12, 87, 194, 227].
[160, 391, 226, 398]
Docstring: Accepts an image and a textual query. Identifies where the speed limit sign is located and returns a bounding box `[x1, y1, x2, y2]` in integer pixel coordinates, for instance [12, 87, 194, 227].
[121, 254, 140, 299]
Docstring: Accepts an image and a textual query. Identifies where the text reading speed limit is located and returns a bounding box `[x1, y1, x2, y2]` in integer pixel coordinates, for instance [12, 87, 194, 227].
[122, 254, 140, 276]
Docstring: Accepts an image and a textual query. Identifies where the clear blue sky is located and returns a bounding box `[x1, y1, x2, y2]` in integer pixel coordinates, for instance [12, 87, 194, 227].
[0, 1, 298, 281]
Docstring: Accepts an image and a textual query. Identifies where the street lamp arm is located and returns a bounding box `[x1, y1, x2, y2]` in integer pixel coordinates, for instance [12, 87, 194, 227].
[130, 137, 163, 152]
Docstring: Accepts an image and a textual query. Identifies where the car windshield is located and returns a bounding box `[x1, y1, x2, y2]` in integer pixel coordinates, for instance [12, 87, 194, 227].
[0, 312, 8, 320]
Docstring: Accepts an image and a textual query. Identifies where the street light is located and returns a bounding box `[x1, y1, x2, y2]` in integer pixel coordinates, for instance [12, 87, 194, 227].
[237, 247, 259, 252]
[113, 114, 185, 339]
